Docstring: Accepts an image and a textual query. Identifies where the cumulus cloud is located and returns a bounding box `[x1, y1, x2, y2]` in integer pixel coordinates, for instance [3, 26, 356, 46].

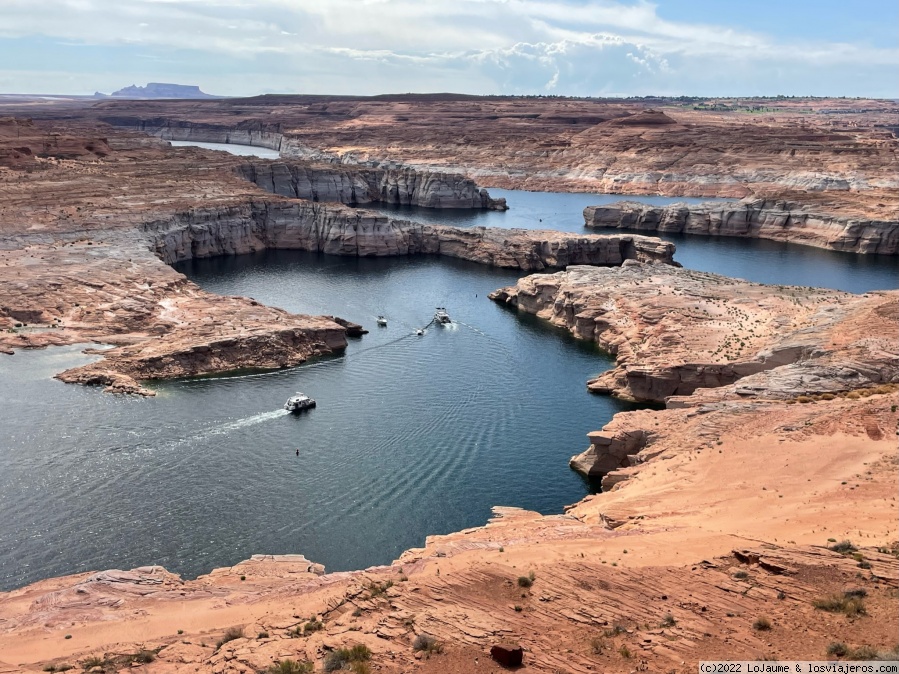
[0, 0, 895, 96]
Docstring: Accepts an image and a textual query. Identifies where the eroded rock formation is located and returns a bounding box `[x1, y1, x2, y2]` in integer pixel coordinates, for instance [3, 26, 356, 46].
[237, 161, 507, 210]
[585, 199, 899, 254]
[489, 263, 898, 403]
[143, 199, 674, 269]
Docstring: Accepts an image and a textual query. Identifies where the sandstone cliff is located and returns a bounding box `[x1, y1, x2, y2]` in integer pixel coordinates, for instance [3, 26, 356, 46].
[489, 264, 898, 476]
[585, 199, 899, 255]
[490, 264, 897, 401]
[237, 161, 507, 210]
[142, 199, 675, 270]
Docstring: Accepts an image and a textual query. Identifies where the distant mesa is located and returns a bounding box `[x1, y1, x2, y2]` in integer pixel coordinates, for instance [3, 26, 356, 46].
[94, 83, 219, 100]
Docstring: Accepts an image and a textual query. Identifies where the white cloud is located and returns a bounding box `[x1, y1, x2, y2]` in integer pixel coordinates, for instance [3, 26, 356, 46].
[0, 0, 895, 96]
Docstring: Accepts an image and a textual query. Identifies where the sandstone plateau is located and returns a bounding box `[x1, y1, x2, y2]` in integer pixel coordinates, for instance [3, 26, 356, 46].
[0, 97, 897, 672]
[9, 94, 894, 224]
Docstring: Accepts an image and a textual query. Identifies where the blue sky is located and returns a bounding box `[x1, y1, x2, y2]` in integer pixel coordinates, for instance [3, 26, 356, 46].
[0, 0, 896, 97]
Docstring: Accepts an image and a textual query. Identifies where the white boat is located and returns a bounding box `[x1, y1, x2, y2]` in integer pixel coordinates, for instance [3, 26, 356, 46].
[415, 329, 424, 336]
[434, 307, 451, 324]
[376, 315, 388, 326]
[284, 392, 316, 412]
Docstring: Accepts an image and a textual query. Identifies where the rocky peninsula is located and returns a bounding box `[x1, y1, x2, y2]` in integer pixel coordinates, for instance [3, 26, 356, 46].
[0, 98, 896, 672]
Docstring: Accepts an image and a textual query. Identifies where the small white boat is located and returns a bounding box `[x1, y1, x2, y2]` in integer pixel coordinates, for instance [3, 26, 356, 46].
[376, 315, 388, 327]
[415, 329, 424, 336]
[284, 392, 316, 413]
[434, 307, 451, 324]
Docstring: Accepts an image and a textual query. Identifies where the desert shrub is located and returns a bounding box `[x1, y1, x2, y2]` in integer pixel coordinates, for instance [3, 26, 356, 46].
[367, 580, 393, 598]
[826, 642, 847, 657]
[618, 645, 632, 658]
[517, 576, 533, 588]
[80, 656, 105, 669]
[829, 540, 857, 554]
[661, 613, 677, 627]
[412, 633, 443, 654]
[132, 650, 156, 664]
[849, 645, 879, 660]
[513, 605, 523, 612]
[267, 659, 314, 674]
[215, 626, 244, 650]
[752, 616, 772, 631]
[258, 631, 270, 639]
[323, 645, 371, 673]
[733, 570, 749, 579]
[304, 620, 324, 634]
[820, 393, 836, 400]
[813, 594, 866, 617]
[590, 637, 605, 654]
[351, 607, 362, 617]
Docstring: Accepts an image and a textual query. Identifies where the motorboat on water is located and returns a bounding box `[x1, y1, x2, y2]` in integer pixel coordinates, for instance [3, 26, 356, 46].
[376, 315, 388, 326]
[284, 392, 316, 412]
[434, 307, 451, 324]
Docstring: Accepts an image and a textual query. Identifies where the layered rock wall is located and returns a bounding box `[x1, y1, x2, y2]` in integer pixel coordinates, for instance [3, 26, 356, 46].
[236, 161, 507, 210]
[488, 264, 899, 476]
[99, 117, 286, 151]
[141, 199, 676, 270]
[585, 199, 899, 255]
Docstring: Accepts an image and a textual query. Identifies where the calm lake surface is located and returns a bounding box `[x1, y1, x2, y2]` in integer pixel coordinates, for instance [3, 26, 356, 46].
[372, 189, 899, 293]
[168, 140, 281, 159]
[1, 141, 896, 592]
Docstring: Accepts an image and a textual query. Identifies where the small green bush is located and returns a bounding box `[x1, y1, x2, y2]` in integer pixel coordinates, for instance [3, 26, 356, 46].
[618, 645, 632, 658]
[304, 620, 323, 634]
[590, 637, 605, 655]
[323, 645, 371, 673]
[517, 576, 533, 588]
[258, 631, 270, 639]
[733, 570, 749, 579]
[267, 659, 314, 674]
[513, 605, 523, 612]
[661, 613, 676, 627]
